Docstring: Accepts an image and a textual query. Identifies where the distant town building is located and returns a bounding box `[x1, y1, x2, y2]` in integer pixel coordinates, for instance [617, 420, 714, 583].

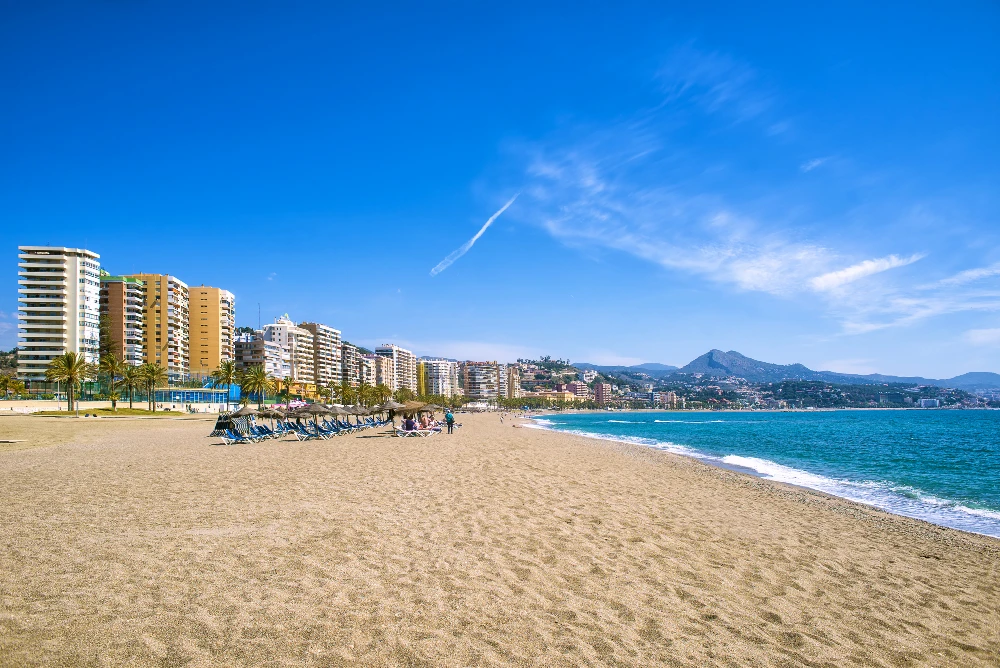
[375, 344, 417, 392]
[124, 272, 190, 382]
[18, 246, 102, 380]
[920, 398, 940, 408]
[566, 381, 590, 398]
[99, 274, 146, 367]
[579, 369, 597, 383]
[187, 286, 235, 378]
[594, 382, 612, 404]
[656, 391, 678, 408]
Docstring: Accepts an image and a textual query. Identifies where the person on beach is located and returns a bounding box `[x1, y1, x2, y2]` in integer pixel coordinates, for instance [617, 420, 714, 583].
[403, 416, 417, 432]
[445, 410, 455, 434]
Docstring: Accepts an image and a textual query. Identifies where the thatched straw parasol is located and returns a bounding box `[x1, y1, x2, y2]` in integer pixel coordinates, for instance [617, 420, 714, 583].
[231, 406, 258, 417]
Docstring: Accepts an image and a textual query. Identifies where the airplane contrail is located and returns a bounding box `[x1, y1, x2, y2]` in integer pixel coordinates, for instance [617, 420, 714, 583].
[430, 194, 519, 276]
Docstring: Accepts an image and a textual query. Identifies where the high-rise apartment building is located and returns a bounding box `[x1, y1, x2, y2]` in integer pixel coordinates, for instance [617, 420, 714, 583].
[17, 246, 101, 380]
[594, 383, 613, 405]
[419, 358, 460, 397]
[99, 274, 146, 366]
[188, 286, 235, 378]
[235, 331, 288, 379]
[365, 354, 395, 389]
[375, 344, 417, 392]
[340, 342, 360, 387]
[498, 363, 508, 398]
[360, 356, 376, 387]
[300, 322, 342, 388]
[123, 273, 190, 381]
[506, 365, 522, 399]
[262, 315, 314, 384]
[461, 361, 499, 400]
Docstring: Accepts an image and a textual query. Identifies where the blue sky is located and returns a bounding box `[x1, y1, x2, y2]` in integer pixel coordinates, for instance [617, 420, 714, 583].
[2, 2, 998, 378]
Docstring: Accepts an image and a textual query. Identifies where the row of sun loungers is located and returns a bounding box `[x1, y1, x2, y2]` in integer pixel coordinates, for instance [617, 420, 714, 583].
[218, 417, 390, 445]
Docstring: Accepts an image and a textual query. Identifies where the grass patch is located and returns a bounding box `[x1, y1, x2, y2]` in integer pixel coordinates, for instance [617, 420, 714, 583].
[32, 408, 178, 417]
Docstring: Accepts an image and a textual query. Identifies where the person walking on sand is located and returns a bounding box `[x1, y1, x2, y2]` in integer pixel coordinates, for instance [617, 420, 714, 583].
[445, 409, 455, 434]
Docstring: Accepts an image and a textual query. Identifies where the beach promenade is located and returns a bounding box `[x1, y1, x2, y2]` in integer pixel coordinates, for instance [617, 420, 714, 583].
[0, 413, 997, 666]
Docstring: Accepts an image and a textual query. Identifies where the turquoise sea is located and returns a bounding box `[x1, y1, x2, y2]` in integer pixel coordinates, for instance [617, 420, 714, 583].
[527, 410, 1000, 538]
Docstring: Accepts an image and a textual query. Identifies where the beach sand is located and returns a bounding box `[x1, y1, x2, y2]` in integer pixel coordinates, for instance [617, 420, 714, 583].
[0, 413, 997, 666]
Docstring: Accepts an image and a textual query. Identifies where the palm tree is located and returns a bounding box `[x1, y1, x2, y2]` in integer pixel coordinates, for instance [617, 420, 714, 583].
[282, 376, 296, 404]
[45, 352, 96, 413]
[336, 380, 355, 406]
[120, 365, 141, 410]
[374, 384, 392, 405]
[99, 353, 126, 412]
[210, 360, 239, 411]
[239, 364, 274, 409]
[393, 387, 416, 403]
[138, 363, 167, 412]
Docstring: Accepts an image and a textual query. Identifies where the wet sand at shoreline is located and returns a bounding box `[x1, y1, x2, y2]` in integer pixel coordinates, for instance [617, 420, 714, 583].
[0, 413, 997, 666]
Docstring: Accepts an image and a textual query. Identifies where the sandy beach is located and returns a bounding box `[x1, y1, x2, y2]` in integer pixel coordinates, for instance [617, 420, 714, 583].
[0, 412, 998, 666]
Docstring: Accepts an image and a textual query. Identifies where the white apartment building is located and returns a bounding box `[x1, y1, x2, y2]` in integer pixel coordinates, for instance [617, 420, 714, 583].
[420, 358, 460, 397]
[365, 353, 395, 389]
[579, 369, 597, 383]
[360, 355, 376, 387]
[234, 331, 288, 379]
[17, 246, 101, 380]
[262, 315, 314, 384]
[498, 363, 508, 398]
[300, 322, 342, 388]
[375, 343, 417, 392]
[340, 342, 360, 387]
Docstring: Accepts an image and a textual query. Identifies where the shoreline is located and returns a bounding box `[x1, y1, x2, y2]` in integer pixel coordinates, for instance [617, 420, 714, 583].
[522, 413, 1000, 541]
[1, 413, 998, 664]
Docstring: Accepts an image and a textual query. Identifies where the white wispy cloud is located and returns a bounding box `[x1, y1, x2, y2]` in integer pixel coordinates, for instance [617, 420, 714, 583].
[809, 254, 924, 292]
[430, 194, 519, 276]
[800, 157, 830, 172]
[936, 262, 1000, 287]
[494, 44, 999, 337]
[657, 43, 773, 122]
[965, 328, 1000, 345]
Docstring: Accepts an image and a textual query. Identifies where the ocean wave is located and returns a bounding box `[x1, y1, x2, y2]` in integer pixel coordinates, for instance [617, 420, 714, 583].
[654, 419, 728, 424]
[720, 455, 1000, 537]
[608, 419, 645, 423]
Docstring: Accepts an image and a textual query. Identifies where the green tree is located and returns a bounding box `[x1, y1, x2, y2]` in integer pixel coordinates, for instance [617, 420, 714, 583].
[99, 353, 126, 411]
[210, 360, 239, 411]
[393, 387, 416, 402]
[239, 365, 274, 409]
[138, 363, 168, 412]
[335, 380, 356, 405]
[373, 384, 392, 405]
[45, 352, 96, 413]
[120, 365, 141, 410]
[282, 376, 296, 404]
[98, 315, 116, 362]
